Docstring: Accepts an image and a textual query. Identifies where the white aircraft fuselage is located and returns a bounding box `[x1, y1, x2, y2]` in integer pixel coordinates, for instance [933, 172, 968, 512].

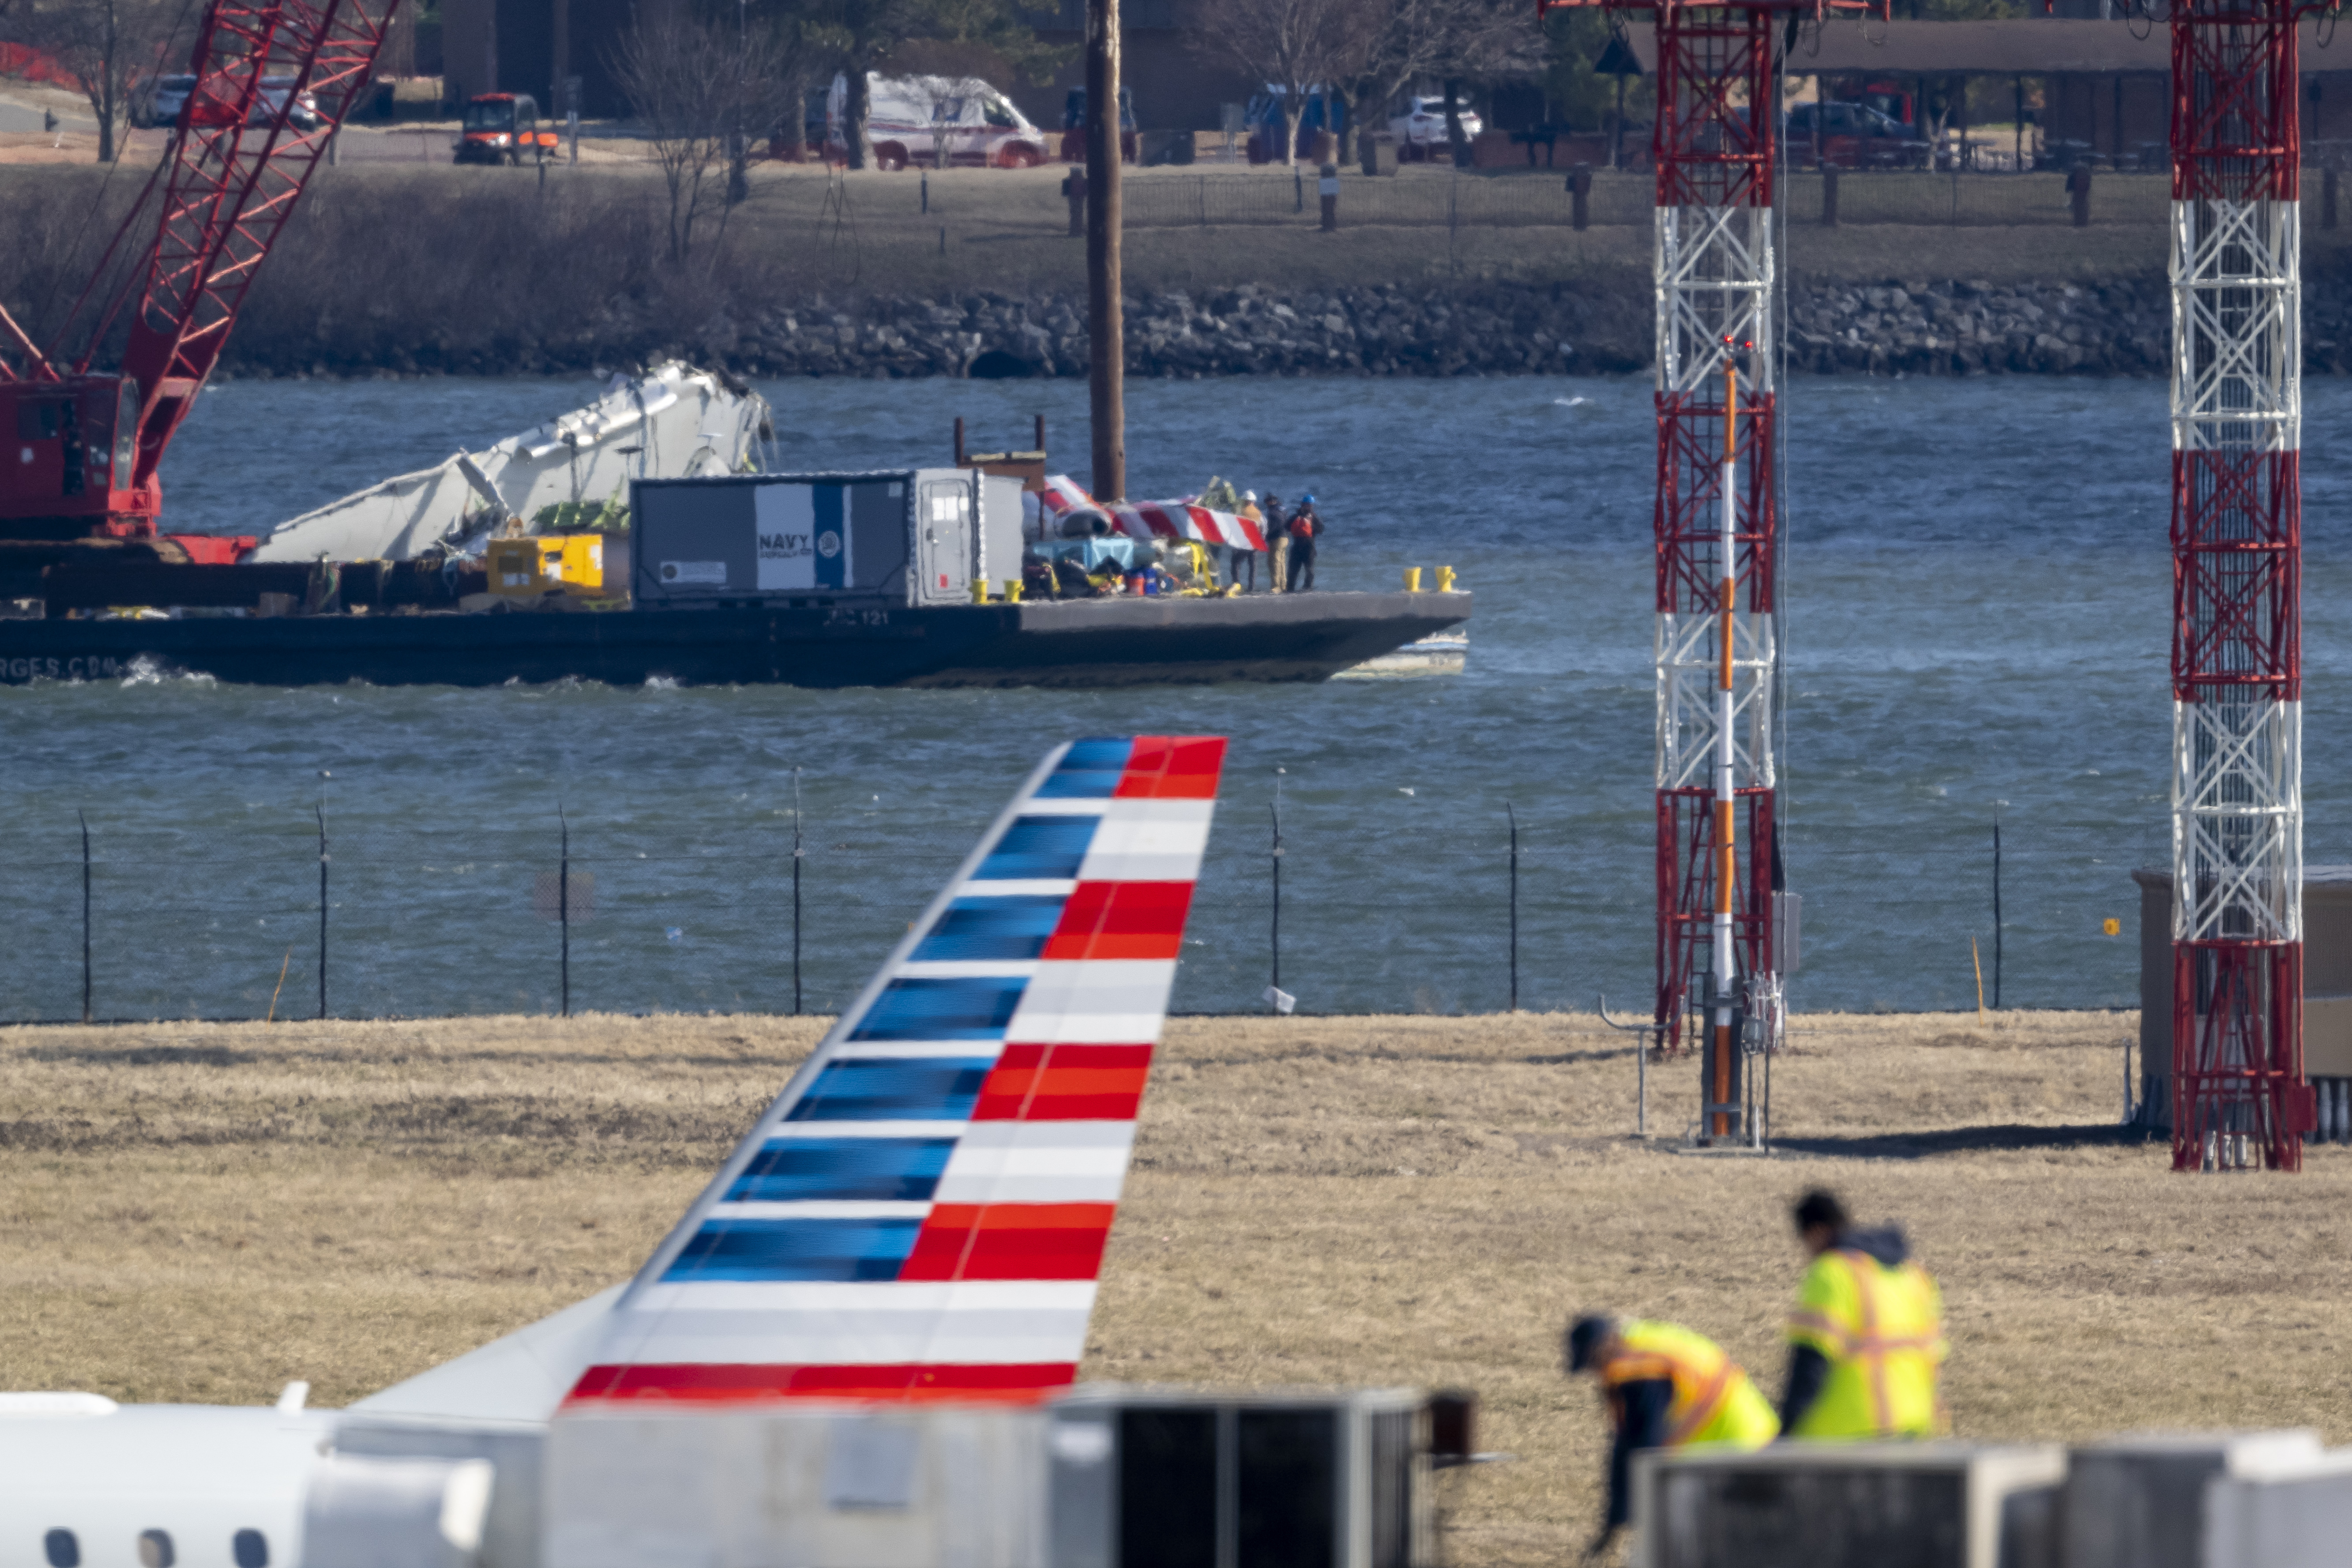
[0, 1400, 330, 1567]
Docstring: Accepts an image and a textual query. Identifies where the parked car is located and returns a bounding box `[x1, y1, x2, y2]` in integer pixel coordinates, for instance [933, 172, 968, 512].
[454, 93, 559, 165]
[253, 75, 322, 131]
[827, 73, 1050, 170]
[1245, 86, 1347, 165]
[129, 74, 197, 128]
[257, 75, 321, 130]
[1058, 85, 1137, 163]
[132, 72, 321, 131]
[1388, 94, 1483, 161]
[1784, 100, 1930, 169]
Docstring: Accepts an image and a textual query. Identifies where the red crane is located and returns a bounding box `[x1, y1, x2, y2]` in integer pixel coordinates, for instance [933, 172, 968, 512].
[0, 0, 401, 548]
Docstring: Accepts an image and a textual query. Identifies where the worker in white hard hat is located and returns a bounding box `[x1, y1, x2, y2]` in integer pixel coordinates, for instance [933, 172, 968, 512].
[1232, 489, 1264, 592]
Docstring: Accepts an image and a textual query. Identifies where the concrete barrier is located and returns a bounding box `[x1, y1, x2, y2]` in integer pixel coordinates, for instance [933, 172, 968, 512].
[2062, 1431, 2323, 1568]
[2205, 1447, 2352, 1568]
[1631, 1441, 2065, 1568]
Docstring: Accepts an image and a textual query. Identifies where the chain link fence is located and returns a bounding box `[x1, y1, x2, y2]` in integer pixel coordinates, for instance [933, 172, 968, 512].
[758, 165, 2171, 234]
[1109, 168, 2171, 231]
[0, 797, 2165, 1023]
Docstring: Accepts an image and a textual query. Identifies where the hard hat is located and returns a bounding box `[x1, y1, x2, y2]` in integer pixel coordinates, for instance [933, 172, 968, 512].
[1300, 493, 1317, 504]
[1244, 490, 1257, 502]
[1565, 1314, 1617, 1372]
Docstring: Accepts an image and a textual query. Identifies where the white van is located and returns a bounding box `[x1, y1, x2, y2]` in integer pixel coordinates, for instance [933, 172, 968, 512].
[826, 72, 1051, 170]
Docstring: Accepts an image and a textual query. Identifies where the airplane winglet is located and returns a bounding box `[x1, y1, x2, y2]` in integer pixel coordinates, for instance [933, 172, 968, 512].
[560, 735, 1228, 1409]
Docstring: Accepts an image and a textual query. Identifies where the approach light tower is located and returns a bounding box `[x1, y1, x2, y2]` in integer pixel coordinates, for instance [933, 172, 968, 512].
[2168, 0, 2315, 1171]
[1538, 0, 1882, 1141]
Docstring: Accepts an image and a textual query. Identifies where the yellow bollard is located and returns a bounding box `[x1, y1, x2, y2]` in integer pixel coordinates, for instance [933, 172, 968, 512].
[1435, 565, 1457, 593]
[971, 580, 991, 604]
[1403, 567, 1423, 592]
[1004, 578, 1023, 602]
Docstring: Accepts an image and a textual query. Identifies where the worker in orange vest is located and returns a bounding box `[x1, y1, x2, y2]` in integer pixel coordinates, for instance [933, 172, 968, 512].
[1285, 494, 1324, 592]
[1566, 1313, 1778, 1564]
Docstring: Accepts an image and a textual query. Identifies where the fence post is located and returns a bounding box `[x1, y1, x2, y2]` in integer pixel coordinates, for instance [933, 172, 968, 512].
[1269, 778, 1285, 1004]
[792, 767, 804, 1017]
[1822, 164, 1839, 227]
[78, 810, 90, 1024]
[1569, 163, 1590, 232]
[2069, 163, 2092, 228]
[1319, 161, 1338, 230]
[1992, 812, 2003, 1010]
[1293, 166, 1303, 213]
[316, 800, 329, 1021]
[2327, 167, 2340, 231]
[559, 807, 571, 1018]
[1504, 803, 1520, 1011]
[1199, 173, 1206, 227]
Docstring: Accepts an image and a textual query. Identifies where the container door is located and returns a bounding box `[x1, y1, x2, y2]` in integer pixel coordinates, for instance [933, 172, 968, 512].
[917, 481, 970, 602]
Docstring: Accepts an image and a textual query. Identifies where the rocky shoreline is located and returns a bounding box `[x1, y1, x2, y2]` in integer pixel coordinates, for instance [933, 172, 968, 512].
[621, 281, 1655, 382]
[244, 273, 2352, 380]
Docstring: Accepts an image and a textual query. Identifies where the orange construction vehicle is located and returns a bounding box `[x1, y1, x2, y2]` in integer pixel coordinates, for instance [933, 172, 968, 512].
[455, 92, 560, 165]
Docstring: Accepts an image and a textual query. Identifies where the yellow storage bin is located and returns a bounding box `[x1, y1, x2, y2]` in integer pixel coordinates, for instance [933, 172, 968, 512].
[488, 534, 604, 596]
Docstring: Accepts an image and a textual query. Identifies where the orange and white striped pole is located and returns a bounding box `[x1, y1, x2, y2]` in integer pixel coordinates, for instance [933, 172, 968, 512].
[1712, 346, 1740, 1140]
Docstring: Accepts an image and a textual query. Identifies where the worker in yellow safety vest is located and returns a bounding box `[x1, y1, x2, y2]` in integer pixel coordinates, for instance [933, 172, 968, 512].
[1780, 1188, 1947, 1440]
[1564, 1314, 1779, 1564]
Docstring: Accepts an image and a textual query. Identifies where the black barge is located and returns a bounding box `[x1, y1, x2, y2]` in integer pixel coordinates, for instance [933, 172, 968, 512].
[0, 591, 1472, 689]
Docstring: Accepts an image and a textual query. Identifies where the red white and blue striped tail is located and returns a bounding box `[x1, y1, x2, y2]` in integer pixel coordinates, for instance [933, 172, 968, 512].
[561, 736, 1228, 1410]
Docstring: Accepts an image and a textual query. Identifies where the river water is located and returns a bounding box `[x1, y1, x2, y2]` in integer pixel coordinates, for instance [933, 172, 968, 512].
[5, 370, 2349, 1024]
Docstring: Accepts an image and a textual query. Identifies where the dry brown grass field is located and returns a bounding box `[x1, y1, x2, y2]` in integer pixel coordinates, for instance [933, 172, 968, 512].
[3, 1009, 2349, 1564]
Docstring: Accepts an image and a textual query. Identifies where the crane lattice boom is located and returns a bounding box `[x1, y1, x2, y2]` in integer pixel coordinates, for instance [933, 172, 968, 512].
[0, 0, 399, 542]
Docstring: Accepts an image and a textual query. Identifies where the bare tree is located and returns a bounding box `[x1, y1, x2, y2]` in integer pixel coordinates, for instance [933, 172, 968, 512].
[1191, 0, 1373, 167]
[910, 73, 970, 169]
[612, 10, 797, 260]
[1, 0, 178, 163]
[1326, 0, 1449, 165]
[766, 9, 836, 159]
[1428, 0, 1542, 165]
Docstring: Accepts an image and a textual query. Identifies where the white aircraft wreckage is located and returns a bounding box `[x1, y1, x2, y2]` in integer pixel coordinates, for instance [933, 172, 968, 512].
[248, 363, 770, 564]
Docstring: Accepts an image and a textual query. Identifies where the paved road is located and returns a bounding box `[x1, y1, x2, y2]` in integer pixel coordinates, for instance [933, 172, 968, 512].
[0, 86, 94, 135]
[334, 126, 453, 162]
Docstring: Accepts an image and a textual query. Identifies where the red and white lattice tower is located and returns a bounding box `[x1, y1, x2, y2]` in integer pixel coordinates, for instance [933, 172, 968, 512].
[2168, 0, 2316, 1171]
[1649, 9, 1781, 1142]
[1539, 0, 1880, 1140]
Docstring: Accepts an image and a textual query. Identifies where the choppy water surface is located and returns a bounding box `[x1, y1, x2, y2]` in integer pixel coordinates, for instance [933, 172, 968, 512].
[8, 370, 2351, 1022]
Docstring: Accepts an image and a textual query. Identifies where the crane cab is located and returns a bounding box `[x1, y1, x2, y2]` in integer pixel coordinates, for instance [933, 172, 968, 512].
[456, 93, 559, 165]
[0, 376, 155, 540]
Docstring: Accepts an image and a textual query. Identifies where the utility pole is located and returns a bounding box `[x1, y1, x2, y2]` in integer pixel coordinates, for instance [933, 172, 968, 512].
[728, 0, 751, 205]
[1084, 0, 1124, 502]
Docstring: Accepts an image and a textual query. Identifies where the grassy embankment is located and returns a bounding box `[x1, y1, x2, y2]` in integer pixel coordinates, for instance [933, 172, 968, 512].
[2, 158, 2292, 376]
[4, 1008, 2349, 1565]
